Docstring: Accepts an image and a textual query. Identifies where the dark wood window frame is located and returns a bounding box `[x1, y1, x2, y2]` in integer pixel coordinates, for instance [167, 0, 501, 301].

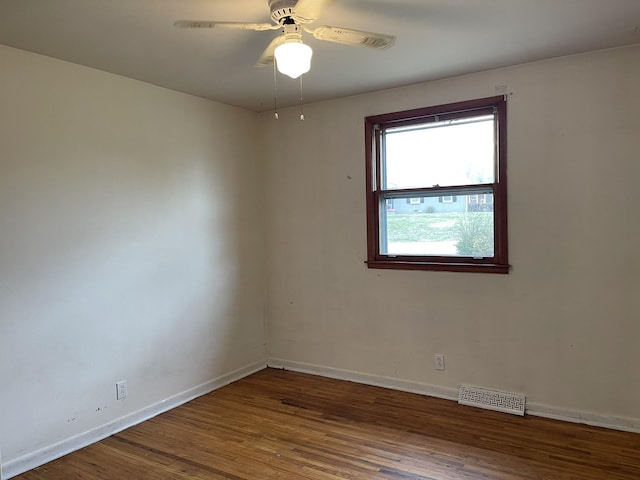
[364, 96, 509, 274]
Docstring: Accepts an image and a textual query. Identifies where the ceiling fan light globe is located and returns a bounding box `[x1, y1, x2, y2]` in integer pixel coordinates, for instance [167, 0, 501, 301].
[274, 42, 313, 79]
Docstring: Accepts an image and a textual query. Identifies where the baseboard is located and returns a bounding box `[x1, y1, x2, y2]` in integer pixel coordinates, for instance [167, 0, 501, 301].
[4, 360, 266, 479]
[526, 403, 640, 434]
[266, 358, 459, 401]
[267, 358, 640, 434]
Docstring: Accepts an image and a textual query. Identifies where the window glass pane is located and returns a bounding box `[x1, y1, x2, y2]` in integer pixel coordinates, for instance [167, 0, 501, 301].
[384, 116, 495, 189]
[380, 193, 494, 257]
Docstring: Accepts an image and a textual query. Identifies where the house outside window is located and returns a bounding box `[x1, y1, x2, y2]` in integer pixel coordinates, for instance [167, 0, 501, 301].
[364, 96, 509, 273]
[386, 199, 394, 211]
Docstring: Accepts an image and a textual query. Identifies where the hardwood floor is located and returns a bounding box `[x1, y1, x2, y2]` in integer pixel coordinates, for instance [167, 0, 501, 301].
[15, 368, 640, 479]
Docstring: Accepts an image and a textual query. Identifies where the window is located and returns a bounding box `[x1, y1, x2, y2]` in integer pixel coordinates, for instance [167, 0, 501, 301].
[365, 96, 509, 273]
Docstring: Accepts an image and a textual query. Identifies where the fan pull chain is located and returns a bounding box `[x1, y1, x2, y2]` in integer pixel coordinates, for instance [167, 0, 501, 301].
[299, 75, 305, 121]
[273, 61, 279, 120]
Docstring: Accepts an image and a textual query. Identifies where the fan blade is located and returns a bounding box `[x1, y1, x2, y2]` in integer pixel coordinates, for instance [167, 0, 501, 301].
[174, 20, 279, 31]
[291, 0, 335, 24]
[256, 35, 286, 66]
[310, 25, 395, 49]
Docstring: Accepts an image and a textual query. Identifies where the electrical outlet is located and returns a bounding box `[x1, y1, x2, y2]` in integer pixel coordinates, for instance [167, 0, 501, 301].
[434, 354, 445, 371]
[116, 381, 127, 400]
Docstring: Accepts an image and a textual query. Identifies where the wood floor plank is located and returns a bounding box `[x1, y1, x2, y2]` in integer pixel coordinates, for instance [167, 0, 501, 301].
[14, 368, 640, 479]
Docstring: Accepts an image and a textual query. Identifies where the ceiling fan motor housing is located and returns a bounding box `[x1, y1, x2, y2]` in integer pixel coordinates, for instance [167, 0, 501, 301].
[269, 0, 299, 24]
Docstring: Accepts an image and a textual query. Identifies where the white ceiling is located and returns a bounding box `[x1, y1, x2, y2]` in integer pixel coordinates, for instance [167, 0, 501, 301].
[1, 0, 639, 112]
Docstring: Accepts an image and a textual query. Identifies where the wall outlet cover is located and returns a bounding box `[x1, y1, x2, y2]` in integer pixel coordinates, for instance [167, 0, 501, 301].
[116, 381, 128, 400]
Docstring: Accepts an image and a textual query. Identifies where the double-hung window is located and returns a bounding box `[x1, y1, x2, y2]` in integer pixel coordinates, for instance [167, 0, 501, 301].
[365, 96, 509, 273]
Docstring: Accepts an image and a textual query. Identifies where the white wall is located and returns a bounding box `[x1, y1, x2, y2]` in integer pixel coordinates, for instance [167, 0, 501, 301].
[0, 45, 266, 471]
[262, 45, 640, 428]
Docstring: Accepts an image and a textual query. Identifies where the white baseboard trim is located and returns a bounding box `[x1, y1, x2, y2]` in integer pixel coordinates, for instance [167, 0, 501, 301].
[4, 360, 266, 479]
[526, 403, 640, 434]
[267, 358, 640, 435]
[267, 358, 459, 401]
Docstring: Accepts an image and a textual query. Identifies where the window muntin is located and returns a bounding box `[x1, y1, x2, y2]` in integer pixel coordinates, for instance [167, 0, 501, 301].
[365, 96, 508, 273]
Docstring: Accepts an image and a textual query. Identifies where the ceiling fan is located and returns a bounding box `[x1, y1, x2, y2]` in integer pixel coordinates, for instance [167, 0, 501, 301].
[174, 0, 395, 79]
